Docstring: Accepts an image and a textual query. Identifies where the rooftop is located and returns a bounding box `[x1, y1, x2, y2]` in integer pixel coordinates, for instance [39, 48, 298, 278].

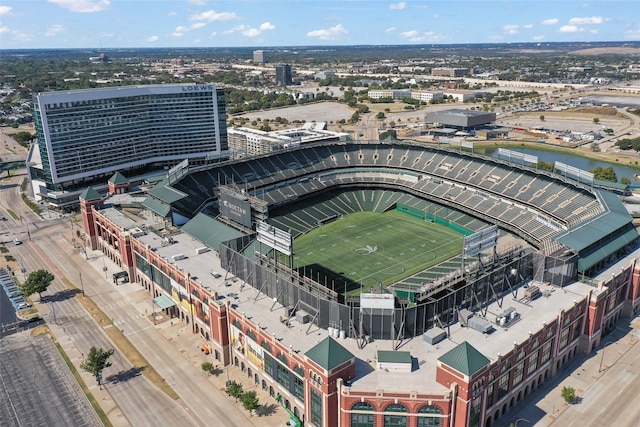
[133, 219, 601, 393]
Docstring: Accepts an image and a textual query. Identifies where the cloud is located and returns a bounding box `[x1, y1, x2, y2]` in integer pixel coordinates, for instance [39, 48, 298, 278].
[389, 2, 406, 10]
[44, 24, 65, 37]
[0, 26, 9, 35]
[223, 22, 275, 38]
[167, 11, 177, 16]
[187, 0, 207, 5]
[191, 22, 206, 30]
[172, 26, 185, 37]
[0, 6, 12, 15]
[243, 28, 260, 37]
[385, 27, 396, 33]
[503, 25, 519, 35]
[533, 35, 545, 41]
[189, 10, 238, 22]
[523, 24, 533, 29]
[48, 0, 110, 13]
[400, 30, 419, 38]
[624, 26, 640, 39]
[568, 16, 603, 25]
[399, 30, 443, 43]
[542, 18, 559, 25]
[146, 35, 159, 42]
[306, 24, 347, 40]
[559, 25, 580, 33]
[259, 22, 275, 31]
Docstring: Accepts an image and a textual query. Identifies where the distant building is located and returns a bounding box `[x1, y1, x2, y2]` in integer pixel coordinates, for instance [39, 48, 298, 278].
[29, 84, 229, 208]
[228, 123, 348, 158]
[432, 67, 469, 77]
[253, 50, 266, 64]
[425, 109, 496, 129]
[411, 90, 444, 103]
[443, 90, 486, 102]
[314, 70, 335, 80]
[275, 64, 293, 86]
[367, 89, 411, 100]
[89, 53, 109, 63]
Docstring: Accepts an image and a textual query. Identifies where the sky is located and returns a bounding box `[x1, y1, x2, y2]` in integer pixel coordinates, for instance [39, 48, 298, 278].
[0, 0, 639, 50]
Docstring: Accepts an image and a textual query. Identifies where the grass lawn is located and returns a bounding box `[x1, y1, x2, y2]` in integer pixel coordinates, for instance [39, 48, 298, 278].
[292, 210, 464, 294]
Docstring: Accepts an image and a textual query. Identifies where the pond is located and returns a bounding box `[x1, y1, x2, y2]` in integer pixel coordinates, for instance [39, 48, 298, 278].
[479, 147, 640, 183]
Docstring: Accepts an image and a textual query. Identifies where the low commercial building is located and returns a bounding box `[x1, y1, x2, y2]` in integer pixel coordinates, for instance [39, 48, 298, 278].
[411, 90, 444, 103]
[367, 89, 412, 100]
[425, 109, 496, 129]
[228, 124, 349, 158]
[432, 68, 470, 77]
[443, 90, 486, 102]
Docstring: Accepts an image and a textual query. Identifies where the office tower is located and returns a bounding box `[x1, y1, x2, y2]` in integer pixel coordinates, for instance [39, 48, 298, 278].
[275, 64, 293, 86]
[29, 84, 228, 207]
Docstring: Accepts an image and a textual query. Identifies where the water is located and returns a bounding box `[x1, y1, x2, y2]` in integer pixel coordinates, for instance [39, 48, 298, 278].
[481, 147, 640, 183]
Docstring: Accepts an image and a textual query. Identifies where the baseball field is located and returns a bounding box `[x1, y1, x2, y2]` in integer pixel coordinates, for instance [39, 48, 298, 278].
[292, 209, 465, 295]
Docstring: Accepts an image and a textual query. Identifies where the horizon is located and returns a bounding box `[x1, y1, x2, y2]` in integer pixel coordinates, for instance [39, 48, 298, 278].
[1, 40, 639, 52]
[1, 1, 639, 50]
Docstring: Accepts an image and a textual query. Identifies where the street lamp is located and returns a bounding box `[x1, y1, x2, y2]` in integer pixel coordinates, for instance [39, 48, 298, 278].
[599, 341, 615, 372]
[79, 272, 85, 297]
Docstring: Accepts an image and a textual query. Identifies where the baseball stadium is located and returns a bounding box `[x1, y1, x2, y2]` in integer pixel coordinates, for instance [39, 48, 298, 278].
[144, 140, 637, 342]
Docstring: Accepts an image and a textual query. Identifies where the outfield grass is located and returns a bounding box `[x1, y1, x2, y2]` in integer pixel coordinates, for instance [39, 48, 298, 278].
[292, 210, 464, 295]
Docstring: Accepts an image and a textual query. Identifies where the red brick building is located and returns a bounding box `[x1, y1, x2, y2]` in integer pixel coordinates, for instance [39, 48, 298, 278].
[80, 191, 640, 427]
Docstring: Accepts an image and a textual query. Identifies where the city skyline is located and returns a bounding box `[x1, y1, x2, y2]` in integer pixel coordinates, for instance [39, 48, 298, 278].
[0, 0, 639, 50]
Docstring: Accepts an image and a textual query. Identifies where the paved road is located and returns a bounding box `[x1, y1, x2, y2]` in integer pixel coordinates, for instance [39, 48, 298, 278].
[0, 167, 279, 426]
[497, 317, 640, 427]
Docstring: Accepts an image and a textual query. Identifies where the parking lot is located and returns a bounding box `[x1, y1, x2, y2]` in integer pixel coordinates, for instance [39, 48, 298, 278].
[0, 334, 102, 427]
[1, 268, 30, 311]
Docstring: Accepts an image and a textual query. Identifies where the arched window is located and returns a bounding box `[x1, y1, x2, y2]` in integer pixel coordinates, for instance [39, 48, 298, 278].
[384, 403, 408, 427]
[417, 405, 443, 427]
[351, 402, 374, 427]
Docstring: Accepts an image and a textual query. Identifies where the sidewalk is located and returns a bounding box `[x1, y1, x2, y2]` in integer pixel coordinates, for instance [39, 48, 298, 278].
[36, 302, 130, 427]
[499, 316, 640, 427]
[82, 248, 291, 427]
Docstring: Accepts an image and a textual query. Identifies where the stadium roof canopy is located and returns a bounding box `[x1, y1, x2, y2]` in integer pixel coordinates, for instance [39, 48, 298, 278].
[181, 213, 245, 251]
[555, 190, 635, 252]
[147, 180, 187, 204]
[142, 197, 171, 218]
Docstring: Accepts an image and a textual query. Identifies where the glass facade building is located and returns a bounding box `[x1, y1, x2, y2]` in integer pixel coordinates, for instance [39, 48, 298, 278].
[29, 84, 228, 205]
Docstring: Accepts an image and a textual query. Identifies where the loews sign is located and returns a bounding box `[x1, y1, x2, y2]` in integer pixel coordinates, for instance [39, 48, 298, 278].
[181, 84, 216, 92]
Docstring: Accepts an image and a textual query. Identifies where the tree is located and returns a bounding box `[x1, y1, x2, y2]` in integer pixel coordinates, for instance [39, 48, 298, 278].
[561, 385, 576, 403]
[20, 269, 54, 300]
[376, 111, 385, 119]
[593, 117, 600, 124]
[539, 115, 545, 122]
[201, 362, 214, 375]
[621, 177, 631, 185]
[226, 380, 244, 402]
[80, 346, 115, 387]
[590, 166, 617, 183]
[241, 390, 260, 415]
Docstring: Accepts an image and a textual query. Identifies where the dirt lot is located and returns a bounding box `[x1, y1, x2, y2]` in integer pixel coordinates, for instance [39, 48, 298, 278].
[234, 101, 354, 123]
[498, 111, 629, 134]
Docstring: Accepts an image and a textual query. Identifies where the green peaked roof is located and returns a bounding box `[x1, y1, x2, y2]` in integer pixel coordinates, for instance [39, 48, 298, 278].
[438, 341, 489, 376]
[79, 186, 102, 201]
[108, 171, 129, 185]
[305, 336, 354, 371]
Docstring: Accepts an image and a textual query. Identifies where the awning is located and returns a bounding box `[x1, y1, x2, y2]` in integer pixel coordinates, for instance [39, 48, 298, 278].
[153, 295, 176, 310]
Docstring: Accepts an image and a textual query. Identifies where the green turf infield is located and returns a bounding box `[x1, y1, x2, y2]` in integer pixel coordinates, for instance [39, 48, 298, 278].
[292, 210, 464, 295]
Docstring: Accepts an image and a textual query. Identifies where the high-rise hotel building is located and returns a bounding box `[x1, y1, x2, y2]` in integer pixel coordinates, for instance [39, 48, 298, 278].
[28, 84, 228, 207]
